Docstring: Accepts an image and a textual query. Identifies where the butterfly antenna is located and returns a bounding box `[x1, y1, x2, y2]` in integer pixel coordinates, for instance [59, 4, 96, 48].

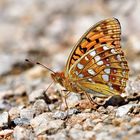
[25, 59, 55, 74]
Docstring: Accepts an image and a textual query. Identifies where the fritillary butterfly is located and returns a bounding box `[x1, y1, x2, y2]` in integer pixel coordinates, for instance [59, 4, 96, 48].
[26, 18, 129, 106]
[51, 18, 129, 105]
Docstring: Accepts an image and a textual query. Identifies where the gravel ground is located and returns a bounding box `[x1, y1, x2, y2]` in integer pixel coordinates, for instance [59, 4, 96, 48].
[0, 0, 140, 140]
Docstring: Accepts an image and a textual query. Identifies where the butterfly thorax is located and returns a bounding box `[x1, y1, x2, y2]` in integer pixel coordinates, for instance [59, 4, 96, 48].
[51, 72, 81, 92]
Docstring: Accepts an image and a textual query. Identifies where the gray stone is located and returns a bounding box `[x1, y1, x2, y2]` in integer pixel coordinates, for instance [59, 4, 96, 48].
[53, 111, 67, 120]
[69, 128, 85, 140]
[116, 104, 140, 117]
[47, 130, 67, 140]
[84, 131, 96, 140]
[33, 99, 48, 115]
[13, 118, 30, 126]
[0, 100, 12, 110]
[0, 112, 9, 128]
[46, 119, 64, 134]
[13, 126, 34, 140]
[28, 89, 44, 102]
[20, 108, 35, 120]
[67, 108, 80, 116]
[96, 132, 112, 140]
[0, 54, 15, 75]
[30, 112, 64, 136]
[9, 107, 20, 120]
[126, 80, 140, 95]
[53, 109, 80, 120]
[69, 128, 95, 140]
[66, 92, 81, 107]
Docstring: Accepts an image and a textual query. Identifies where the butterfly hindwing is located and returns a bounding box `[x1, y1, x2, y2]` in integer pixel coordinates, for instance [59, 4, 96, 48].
[69, 43, 129, 95]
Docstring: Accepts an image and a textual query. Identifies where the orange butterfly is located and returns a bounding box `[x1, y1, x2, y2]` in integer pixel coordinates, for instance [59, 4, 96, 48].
[27, 18, 129, 107]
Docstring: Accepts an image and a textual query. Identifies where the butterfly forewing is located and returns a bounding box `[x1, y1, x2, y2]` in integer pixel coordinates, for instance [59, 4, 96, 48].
[65, 18, 129, 96]
[65, 18, 121, 75]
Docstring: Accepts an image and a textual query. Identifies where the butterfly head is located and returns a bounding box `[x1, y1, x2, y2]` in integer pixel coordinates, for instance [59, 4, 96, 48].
[51, 72, 65, 86]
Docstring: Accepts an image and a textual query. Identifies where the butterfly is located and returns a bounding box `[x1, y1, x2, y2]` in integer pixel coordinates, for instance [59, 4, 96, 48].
[26, 18, 129, 106]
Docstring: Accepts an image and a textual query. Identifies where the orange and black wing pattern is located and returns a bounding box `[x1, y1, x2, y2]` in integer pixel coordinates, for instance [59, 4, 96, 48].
[65, 18, 129, 96]
[65, 18, 121, 74]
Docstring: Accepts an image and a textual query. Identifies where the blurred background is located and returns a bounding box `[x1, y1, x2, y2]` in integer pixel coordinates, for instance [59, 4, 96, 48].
[0, 0, 140, 92]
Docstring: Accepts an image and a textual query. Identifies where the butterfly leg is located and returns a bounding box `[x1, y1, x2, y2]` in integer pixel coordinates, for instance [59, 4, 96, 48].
[83, 92, 99, 106]
[61, 90, 70, 110]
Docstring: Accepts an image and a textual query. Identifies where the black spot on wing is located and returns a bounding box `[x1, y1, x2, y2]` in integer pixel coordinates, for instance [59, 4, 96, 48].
[95, 39, 99, 43]
[79, 45, 87, 53]
[85, 37, 91, 42]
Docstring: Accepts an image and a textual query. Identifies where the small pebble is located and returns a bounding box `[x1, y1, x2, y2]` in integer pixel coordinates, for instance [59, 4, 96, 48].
[53, 111, 67, 120]
[13, 118, 30, 126]
[30, 112, 64, 135]
[68, 108, 80, 116]
[28, 89, 44, 102]
[69, 128, 85, 140]
[0, 112, 9, 128]
[33, 99, 49, 115]
[9, 107, 20, 120]
[66, 92, 81, 107]
[47, 130, 67, 140]
[13, 126, 34, 140]
[0, 100, 12, 110]
[53, 109, 80, 120]
[116, 104, 140, 117]
[20, 108, 35, 120]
